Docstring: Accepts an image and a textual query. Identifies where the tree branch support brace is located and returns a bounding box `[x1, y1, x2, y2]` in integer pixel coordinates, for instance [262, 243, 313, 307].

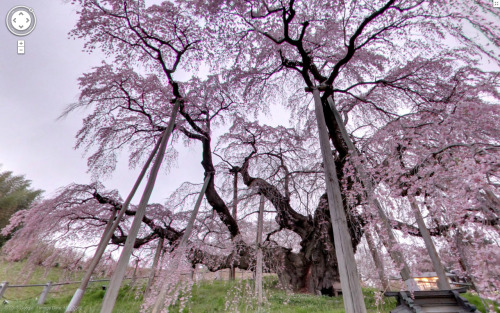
[312, 87, 367, 313]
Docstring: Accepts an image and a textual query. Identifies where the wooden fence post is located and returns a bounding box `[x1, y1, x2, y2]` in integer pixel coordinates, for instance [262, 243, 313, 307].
[38, 281, 52, 305]
[313, 88, 367, 313]
[0, 282, 8, 299]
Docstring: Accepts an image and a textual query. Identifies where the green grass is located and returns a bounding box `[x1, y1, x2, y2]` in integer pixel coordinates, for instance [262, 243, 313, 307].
[2, 274, 395, 313]
[0, 257, 142, 312]
[1, 258, 497, 312]
[165, 279, 396, 313]
[462, 292, 500, 313]
[0, 257, 86, 303]
[1, 284, 142, 313]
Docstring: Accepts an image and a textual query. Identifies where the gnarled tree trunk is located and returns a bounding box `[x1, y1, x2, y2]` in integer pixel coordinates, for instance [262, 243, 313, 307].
[261, 193, 362, 296]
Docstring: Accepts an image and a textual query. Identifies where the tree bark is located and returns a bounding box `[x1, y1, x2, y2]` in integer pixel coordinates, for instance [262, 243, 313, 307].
[313, 88, 367, 313]
[238, 158, 362, 295]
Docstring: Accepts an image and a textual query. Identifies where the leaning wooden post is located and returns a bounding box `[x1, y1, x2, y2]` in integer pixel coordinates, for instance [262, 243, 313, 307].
[229, 170, 238, 280]
[0, 282, 8, 299]
[312, 88, 367, 313]
[150, 173, 212, 313]
[455, 229, 490, 312]
[365, 230, 389, 291]
[65, 119, 167, 313]
[100, 100, 181, 313]
[409, 197, 450, 290]
[326, 95, 416, 290]
[145, 237, 164, 296]
[130, 259, 140, 287]
[38, 281, 53, 305]
[255, 193, 265, 305]
[374, 199, 419, 290]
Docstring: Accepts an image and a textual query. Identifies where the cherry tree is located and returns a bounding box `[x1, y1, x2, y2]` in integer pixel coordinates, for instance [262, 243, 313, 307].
[191, 0, 500, 298]
[2, 0, 500, 311]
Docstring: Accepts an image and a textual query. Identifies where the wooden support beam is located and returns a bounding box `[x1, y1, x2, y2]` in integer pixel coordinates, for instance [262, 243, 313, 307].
[38, 282, 52, 305]
[150, 173, 212, 313]
[100, 101, 180, 313]
[454, 229, 490, 312]
[145, 237, 164, 297]
[230, 171, 238, 281]
[409, 197, 451, 290]
[255, 193, 265, 305]
[326, 95, 416, 290]
[305, 85, 331, 92]
[365, 230, 389, 291]
[313, 88, 367, 313]
[66, 101, 180, 313]
[0, 282, 9, 299]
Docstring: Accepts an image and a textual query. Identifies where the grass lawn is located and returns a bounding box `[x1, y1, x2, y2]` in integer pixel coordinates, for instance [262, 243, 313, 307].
[3, 279, 395, 313]
[1, 258, 497, 312]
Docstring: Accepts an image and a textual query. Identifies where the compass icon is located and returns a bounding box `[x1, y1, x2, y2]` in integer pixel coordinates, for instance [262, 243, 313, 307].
[6, 6, 36, 36]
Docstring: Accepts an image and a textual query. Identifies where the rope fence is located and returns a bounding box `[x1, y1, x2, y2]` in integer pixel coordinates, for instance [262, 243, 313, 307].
[0, 267, 260, 307]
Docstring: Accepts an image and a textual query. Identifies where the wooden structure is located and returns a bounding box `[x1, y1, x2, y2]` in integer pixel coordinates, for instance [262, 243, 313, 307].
[312, 88, 367, 313]
[255, 193, 265, 304]
[332, 281, 342, 297]
[385, 288, 480, 313]
[389, 272, 471, 292]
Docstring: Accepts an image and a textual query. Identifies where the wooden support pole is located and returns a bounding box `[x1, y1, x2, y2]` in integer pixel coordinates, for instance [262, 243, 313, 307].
[230, 171, 238, 281]
[100, 101, 180, 313]
[313, 88, 367, 313]
[455, 229, 490, 312]
[0, 282, 9, 299]
[150, 173, 212, 313]
[365, 230, 389, 291]
[409, 197, 450, 290]
[255, 193, 265, 305]
[130, 259, 139, 287]
[178, 174, 212, 248]
[484, 188, 500, 216]
[38, 282, 52, 305]
[190, 267, 195, 280]
[145, 237, 164, 296]
[65, 105, 174, 312]
[326, 96, 416, 290]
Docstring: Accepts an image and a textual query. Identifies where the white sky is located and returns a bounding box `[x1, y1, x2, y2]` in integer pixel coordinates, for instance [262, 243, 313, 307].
[0, 0, 205, 204]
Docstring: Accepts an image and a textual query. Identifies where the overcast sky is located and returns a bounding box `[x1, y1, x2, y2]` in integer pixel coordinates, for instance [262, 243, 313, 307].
[0, 0, 205, 204]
